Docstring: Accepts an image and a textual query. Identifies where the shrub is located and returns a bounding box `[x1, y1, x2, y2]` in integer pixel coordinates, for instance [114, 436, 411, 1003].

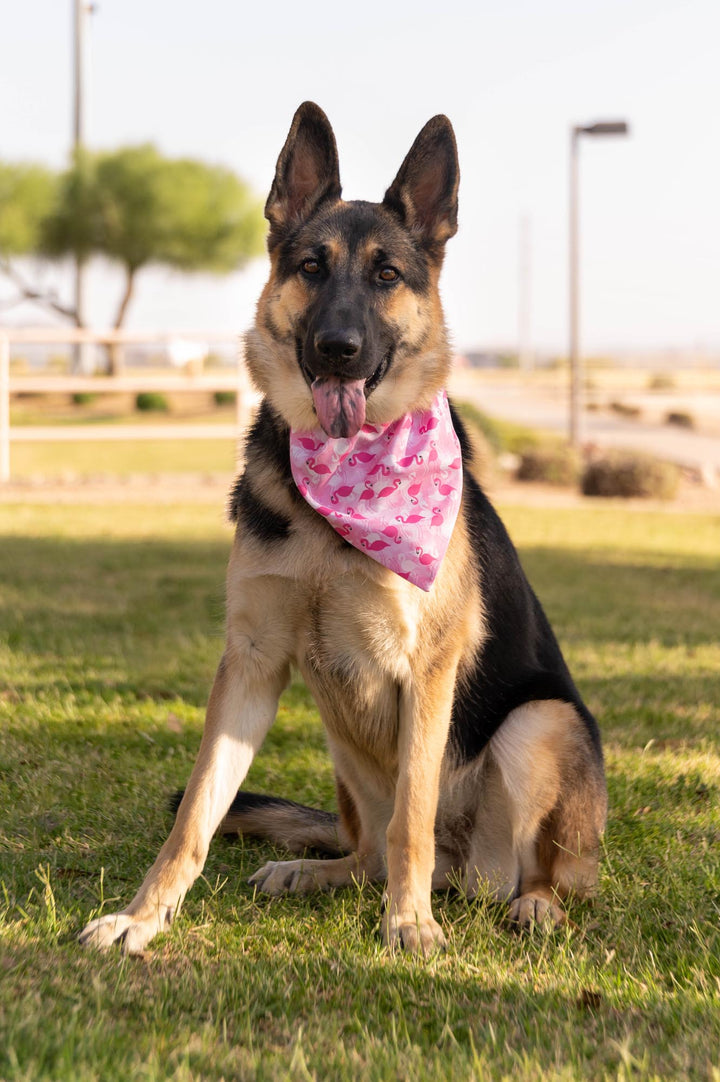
[516, 446, 580, 486]
[665, 410, 695, 429]
[135, 391, 169, 412]
[609, 400, 642, 420]
[648, 372, 676, 391]
[454, 401, 544, 456]
[213, 390, 236, 407]
[581, 452, 679, 500]
[446, 405, 494, 485]
[454, 401, 503, 453]
[71, 392, 97, 406]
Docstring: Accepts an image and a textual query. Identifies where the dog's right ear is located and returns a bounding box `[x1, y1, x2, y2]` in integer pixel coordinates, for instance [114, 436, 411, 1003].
[265, 102, 341, 247]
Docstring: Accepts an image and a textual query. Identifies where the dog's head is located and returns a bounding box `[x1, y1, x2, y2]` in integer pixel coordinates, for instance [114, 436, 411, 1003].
[246, 102, 459, 437]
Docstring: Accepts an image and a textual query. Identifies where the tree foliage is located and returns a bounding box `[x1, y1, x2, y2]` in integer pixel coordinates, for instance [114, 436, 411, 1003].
[0, 163, 76, 319]
[0, 146, 266, 331]
[41, 149, 100, 265]
[0, 163, 57, 256]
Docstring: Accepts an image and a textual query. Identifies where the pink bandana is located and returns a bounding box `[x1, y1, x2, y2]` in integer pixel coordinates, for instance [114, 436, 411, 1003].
[290, 390, 462, 591]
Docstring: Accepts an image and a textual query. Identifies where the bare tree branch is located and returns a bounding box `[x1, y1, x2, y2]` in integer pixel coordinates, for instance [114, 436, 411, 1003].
[0, 257, 78, 322]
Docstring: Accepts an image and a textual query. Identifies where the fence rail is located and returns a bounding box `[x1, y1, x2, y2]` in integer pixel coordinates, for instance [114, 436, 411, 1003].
[0, 328, 258, 482]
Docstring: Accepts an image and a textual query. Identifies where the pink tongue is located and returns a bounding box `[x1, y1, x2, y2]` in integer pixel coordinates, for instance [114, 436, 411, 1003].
[311, 376, 367, 439]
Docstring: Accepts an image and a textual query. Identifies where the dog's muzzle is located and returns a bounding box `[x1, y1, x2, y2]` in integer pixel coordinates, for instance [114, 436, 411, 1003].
[297, 337, 394, 439]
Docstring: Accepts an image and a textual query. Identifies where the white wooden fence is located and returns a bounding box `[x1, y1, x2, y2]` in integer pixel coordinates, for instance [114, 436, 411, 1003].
[0, 328, 259, 483]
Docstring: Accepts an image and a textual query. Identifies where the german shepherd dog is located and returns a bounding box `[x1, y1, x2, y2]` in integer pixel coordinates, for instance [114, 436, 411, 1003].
[80, 103, 606, 956]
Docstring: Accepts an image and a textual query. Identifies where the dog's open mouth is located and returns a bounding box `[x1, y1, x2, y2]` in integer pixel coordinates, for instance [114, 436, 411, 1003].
[297, 343, 392, 439]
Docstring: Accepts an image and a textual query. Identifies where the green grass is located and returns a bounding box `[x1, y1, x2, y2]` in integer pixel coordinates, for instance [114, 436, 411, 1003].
[8, 391, 240, 480]
[455, 400, 556, 454]
[1, 500, 719, 1081]
[9, 439, 238, 478]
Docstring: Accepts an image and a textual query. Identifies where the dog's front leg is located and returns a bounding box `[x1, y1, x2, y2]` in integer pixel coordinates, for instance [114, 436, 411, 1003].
[80, 611, 291, 954]
[383, 662, 458, 956]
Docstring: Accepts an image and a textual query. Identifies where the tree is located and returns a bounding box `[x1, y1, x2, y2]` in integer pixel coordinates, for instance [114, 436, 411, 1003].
[0, 163, 72, 317]
[0, 147, 266, 368]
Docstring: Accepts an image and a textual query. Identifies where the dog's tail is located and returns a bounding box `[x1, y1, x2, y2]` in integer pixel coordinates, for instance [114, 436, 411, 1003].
[170, 789, 351, 857]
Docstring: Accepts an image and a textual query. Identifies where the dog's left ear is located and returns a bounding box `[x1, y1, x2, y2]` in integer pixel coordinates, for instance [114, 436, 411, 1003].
[265, 102, 342, 247]
[383, 116, 459, 252]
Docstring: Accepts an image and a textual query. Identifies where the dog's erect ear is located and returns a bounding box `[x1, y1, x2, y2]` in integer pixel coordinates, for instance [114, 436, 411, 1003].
[265, 102, 341, 246]
[383, 115, 459, 251]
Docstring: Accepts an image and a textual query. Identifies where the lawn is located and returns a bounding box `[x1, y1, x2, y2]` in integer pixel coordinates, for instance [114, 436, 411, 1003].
[1, 498, 719, 1081]
[9, 438, 238, 479]
[7, 391, 241, 480]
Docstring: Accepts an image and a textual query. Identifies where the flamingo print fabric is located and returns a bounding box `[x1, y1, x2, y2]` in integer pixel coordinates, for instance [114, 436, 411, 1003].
[289, 390, 463, 591]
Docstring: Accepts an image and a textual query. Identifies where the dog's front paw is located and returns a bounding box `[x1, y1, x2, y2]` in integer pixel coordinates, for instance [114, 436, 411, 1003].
[78, 907, 171, 954]
[508, 891, 564, 930]
[382, 908, 447, 956]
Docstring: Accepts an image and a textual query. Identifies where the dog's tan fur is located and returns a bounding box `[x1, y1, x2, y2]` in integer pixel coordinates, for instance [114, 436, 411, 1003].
[80, 103, 606, 957]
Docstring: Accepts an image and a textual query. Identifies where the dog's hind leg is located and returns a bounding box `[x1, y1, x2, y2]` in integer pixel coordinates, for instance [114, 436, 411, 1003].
[487, 699, 607, 929]
[462, 754, 522, 905]
[248, 850, 385, 894]
[79, 576, 295, 954]
[237, 777, 386, 894]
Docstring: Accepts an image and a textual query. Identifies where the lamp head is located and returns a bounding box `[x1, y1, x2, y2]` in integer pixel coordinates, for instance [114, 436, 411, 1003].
[577, 121, 629, 136]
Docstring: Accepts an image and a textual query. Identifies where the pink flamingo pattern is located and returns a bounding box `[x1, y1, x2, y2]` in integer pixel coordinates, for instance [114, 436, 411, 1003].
[330, 483, 355, 503]
[289, 390, 462, 591]
[295, 436, 324, 451]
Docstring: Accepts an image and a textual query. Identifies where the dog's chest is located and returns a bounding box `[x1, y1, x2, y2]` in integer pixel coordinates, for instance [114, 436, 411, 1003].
[297, 573, 424, 757]
[231, 506, 428, 758]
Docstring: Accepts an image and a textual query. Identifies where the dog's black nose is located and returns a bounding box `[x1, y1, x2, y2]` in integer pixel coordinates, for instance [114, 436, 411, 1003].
[314, 329, 362, 362]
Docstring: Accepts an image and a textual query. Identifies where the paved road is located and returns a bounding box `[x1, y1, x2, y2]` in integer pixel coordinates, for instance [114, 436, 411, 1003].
[449, 373, 720, 477]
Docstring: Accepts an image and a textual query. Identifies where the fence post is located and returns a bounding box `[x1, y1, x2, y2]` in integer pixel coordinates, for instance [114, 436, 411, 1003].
[0, 333, 10, 483]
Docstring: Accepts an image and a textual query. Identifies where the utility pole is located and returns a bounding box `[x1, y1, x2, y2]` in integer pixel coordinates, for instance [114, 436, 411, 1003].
[72, 0, 92, 371]
[568, 130, 581, 445]
[518, 214, 533, 372]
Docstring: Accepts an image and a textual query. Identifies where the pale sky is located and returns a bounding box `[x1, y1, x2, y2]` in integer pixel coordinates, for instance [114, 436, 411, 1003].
[2, 0, 719, 354]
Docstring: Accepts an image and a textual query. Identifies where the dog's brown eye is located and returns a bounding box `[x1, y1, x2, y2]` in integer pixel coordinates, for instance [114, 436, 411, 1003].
[301, 259, 320, 275]
[378, 266, 399, 283]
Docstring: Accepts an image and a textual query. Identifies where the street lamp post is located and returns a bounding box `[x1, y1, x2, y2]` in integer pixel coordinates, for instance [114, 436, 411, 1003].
[568, 120, 629, 447]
